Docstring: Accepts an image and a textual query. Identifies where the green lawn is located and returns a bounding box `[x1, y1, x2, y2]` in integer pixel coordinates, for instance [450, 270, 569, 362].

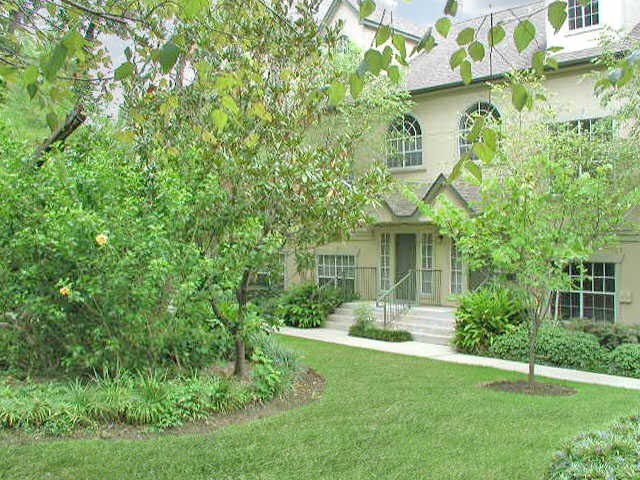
[3, 336, 640, 480]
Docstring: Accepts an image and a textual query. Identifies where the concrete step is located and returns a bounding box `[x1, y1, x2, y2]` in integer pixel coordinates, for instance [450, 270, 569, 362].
[411, 332, 452, 346]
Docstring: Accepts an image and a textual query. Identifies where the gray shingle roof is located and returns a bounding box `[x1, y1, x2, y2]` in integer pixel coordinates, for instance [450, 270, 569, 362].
[406, 1, 546, 93]
[383, 175, 481, 217]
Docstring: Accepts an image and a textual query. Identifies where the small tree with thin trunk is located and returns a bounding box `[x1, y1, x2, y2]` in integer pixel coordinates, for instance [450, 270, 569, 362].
[426, 78, 639, 386]
[124, 0, 409, 376]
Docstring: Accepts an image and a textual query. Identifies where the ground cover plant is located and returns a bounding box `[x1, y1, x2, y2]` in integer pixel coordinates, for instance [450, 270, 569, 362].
[546, 414, 640, 479]
[348, 305, 412, 342]
[4, 336, 640, 479]
[276, 283, 355, 328]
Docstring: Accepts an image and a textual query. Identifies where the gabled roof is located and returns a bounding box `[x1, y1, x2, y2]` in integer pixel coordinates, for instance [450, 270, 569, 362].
[406, 1, 546, 93]
[317, 0, 427, 41]
[383, 174, 481, 217]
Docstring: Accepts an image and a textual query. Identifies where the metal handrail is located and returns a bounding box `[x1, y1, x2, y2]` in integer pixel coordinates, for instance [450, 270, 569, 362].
[376, 269, 416, 328]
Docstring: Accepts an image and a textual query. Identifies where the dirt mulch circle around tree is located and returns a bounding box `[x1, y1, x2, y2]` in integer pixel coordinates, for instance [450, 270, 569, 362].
[478, 379, 578, 396]
[0, 367, 325, 444]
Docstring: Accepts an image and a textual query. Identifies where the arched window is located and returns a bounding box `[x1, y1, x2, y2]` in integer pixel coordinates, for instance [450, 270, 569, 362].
[387, 115, 422, 168]
[459, 102, 500, 159]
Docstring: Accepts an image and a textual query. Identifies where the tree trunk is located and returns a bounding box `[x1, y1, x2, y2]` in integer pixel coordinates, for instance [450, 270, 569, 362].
[233, 269, 251, 378]
[528, 317, 541, 386]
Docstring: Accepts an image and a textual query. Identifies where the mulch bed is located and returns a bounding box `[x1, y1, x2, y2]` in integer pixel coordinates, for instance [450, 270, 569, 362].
[479, 379, 577, 396]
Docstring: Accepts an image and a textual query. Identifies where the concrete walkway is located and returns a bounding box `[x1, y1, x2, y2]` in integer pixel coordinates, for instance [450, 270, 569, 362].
[279, 326, 640, 391]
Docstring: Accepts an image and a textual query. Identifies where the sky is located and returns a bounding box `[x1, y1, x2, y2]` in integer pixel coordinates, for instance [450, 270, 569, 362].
[378, 0, 536, 25]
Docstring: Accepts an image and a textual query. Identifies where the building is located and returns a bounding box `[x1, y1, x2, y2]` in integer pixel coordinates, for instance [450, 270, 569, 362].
[285, 0, 640, 324]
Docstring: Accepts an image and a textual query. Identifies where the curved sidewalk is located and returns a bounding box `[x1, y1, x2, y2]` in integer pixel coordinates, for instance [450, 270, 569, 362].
[279, 326, 640, 390]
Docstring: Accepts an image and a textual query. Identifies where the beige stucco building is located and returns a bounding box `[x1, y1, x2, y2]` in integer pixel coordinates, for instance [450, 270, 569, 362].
[286, 0, 640, 324]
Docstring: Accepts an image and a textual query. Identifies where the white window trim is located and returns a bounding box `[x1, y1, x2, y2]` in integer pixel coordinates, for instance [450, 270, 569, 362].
[450, 241, 465, 295]
[421, 233, 435, 294]
[567, 0, 599, 31]
[387, 115, 423, 169]
[379, 233, 392, 292]
[458, 101, 501, 160]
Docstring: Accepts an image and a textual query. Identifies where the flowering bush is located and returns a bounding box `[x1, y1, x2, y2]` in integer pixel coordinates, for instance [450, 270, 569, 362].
[0, 124, 230, 375]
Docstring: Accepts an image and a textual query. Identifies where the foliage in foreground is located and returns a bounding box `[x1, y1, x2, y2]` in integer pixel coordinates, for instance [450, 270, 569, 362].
[276, 283, 355, 328]
[0, 126, 234, 375]
[564, 319, 640, 351]
[547, 415, 640, 479]
[453, 285, 526, 354]
[0, 336, 299, 437]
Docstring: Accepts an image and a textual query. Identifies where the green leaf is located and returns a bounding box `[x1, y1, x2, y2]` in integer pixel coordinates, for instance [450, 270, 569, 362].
[183, 0, 208, 18]
[62, 30, 85, 56]
[548, 1, 568, 33]
[436, 17, 452, 38]
[468, 41, 485, 62]
[22, 65, 39, 85]
[211, 109, 228, 131]
[450, 48, 467, 70]
[460, 60, 472, 85]
[456, 27, 475, 45]
[114, 61, 135, 80]
[532, 51, 545, 74]
[466, 159, 482, 181]
[392, 34, 406, 58]
[450, 151, 470, 181]
[387, 65, 400, 83]
[514, 20, 536, 53]
[159, 41, 180, 74]
[364, 49, 383, 75]
[487, 25, 506, 47]
[376, 25, 391, 46]
[547, 57, 559, 70]
[512, 83, 529, 111]
[327, 82, 346, 105]
[349, 74, 364, 98]
[444, 0, 458, 16]
[413, 32, 437, 55]
[472, 143, 493, 164]
[381, 46, 393, 68]
[46, 112, 58, 131]
[360, 0, 375, 19]
[468, 117, 484, 143]
[221, 95, 240, 115]
[484, 128, 498, 152]
[45, 43, 68, 82]
[27, 82, 38, 99]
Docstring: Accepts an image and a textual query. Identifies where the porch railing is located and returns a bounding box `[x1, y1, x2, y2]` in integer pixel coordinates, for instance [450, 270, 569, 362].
[416, 269, 442, 306]
[334, 267, 378, 301]
[376, 270, 417, 328]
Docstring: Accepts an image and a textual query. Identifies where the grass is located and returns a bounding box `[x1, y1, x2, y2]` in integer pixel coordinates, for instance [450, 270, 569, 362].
[3, 335, 640, 479]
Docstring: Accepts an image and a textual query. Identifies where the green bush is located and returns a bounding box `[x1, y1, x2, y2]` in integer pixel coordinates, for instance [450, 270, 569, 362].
[546, 415, 640, 479]
[564, 319, 640, 351]
[276, 283, 354, 328]
[609, 344, 640, 378]
[489, 323, 609, 372]
[349, 323, 413, 342]
[0, 125, 230, 375]
[453, 285, 526, 354]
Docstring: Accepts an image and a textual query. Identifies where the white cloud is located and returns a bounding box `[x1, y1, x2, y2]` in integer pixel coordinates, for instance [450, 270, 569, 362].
[378, 0, 400, 10]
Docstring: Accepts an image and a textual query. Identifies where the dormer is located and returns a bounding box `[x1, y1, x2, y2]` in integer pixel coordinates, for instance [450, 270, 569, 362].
[545, 0, 640, 54]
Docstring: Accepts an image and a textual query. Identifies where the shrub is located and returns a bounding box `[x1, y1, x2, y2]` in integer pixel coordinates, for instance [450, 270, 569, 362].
[546, 415, 640, 479]
[453, 285, 526, 354]
[0, 126, 230, 375]
[276, 283, 354, 328]
[489, 323, 609, 372]
[564, 319, 640, 351]
[609, 344, 640, 378]
[349, 306, 412, 342]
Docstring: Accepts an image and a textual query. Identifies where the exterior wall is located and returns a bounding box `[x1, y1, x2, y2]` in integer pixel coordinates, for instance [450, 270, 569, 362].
[323, 1, 418, 52]
[544, 0, 640, 54]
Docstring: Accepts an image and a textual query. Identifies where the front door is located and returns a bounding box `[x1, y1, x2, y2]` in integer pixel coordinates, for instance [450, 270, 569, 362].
[395, 234, 416, 301]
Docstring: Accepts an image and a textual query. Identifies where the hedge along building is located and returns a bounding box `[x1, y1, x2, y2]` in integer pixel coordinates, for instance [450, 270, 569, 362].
[283, 0, 640, 324]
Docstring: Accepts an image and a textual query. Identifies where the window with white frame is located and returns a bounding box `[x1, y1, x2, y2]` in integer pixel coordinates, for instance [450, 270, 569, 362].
[450, 241, 464, 294]
[316, 254, 355, 291]
[568, 0, 599, 30]
[421, 233, 435, 294]
[459, 102, 500, 160]
[380, 234, 391, 291]
[555, 117, 614, 175]
[553, 262, 616, 322]
[387, 115, 422, 168]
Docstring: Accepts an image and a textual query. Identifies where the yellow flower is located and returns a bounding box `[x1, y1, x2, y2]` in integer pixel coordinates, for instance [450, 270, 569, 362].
[59, 286, 71, 296]
[95, 233, 108, 246]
